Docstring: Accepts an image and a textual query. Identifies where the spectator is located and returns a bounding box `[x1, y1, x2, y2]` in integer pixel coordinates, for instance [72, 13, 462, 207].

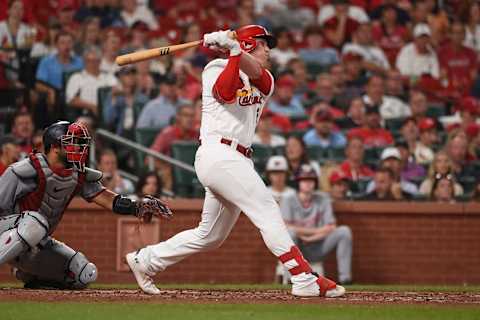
[366, 147, 419, 196]
[438, 21, 478, 96]
[73, 16, 101, 56]
[362, 167, 408, 200]
[339, 97, 365, 129]
[136, 74, 191, 129]
[330, 61, 364, 108]
[66, 46, 118, 119]
[396, 141, 426, 183]
[303, 110, 347, 148]
[396, 23, 440, 80]
[310, 73, 339, 108]
[429, 174, 456, 203]
[370, 1, 410, 26]
[30, 20, 61, 58]
[269, 28, 298, 72]
[268, 75, 306, 118]
[298, 25, 339, 70]
[399, 117, 419, 153]
[280, 164, 353, 284]
[463, 1, 480, 52]
[120, 0, 158, 30]
[0, 135, 20, 175]
[98, 149, 135, 195]
[415, 117, 438, 165]
[445, 130, 476, 181]
[338, 136, 374, 181]
[35, 31, 83, 109]
[253, 109, 286, 147]
[265, 155, 296, 203]
[341, 52, 368, 92]
[74, 0, 122, 28]
[347, 106, 394, 148]
[409, 90, 429, 122]
[342, 23, 390, 73]
[441, 96, 480, 130]
[135, 60, 157, 99]
[103, 66, 149, 138]
[473, 182, 480, 201]
[284, 135, 321, 186]
[385, 69, 407, 101]
[371, 4, 409, 66]
[100, 31, 122, 76]
[134, 171, 164, 200]
[318, 0, 369, 47]
[362, 74, 410, 120]
[57, 2, 80, 39]
[268, 0, 315, 33]
[11, 111, 34, 156]
[419, 150, 464, 197]
[329, 171, 352, 200]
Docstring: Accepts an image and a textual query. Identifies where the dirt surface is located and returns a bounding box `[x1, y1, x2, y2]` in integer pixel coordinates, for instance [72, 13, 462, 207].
[0, 288, 479, 305]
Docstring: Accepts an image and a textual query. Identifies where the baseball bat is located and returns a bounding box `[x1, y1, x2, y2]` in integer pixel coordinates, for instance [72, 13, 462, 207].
[115, 31, 237, 66]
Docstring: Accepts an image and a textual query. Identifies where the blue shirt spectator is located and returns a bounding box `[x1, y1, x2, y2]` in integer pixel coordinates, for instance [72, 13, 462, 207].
[268, 75, 306, 118]
[303, 110, 346, 148]
[298, 25, 339, 69]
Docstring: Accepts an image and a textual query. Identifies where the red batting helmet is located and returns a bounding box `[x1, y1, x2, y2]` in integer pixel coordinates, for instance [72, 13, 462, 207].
[235, 25, 277, 52]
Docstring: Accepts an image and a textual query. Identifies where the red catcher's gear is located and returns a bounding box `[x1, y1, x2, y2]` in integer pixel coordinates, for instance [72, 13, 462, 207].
[61, 122, 91, 172]
[235, 25, 277, 52]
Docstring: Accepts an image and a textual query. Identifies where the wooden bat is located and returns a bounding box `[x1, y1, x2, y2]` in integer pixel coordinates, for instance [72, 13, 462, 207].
[115, 31, 237, 66]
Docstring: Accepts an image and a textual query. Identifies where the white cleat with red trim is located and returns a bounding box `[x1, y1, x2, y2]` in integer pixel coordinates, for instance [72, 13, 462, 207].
[126, 251, 160, 295]
[291, 272, 346, 298]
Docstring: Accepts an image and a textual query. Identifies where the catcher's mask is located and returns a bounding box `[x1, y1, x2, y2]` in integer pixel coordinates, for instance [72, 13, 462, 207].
[60, 122, 91, 172]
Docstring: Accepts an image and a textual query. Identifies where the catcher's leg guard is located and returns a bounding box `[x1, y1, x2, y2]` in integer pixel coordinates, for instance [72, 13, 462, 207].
[67, 251, 98, 288]
[0, 212, 49, 265]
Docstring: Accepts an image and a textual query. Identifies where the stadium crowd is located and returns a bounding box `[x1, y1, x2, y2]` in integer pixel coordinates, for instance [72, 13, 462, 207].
[0, 0, 480, 204]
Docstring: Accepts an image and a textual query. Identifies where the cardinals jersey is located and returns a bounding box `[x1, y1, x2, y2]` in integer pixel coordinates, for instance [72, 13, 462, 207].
[200, 58, 274, 147]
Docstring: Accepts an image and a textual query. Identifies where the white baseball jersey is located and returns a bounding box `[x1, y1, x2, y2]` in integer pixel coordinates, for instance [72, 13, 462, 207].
[200, 58, 275, 147]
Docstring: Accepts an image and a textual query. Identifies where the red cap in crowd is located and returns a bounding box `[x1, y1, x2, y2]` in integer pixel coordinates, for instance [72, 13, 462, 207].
[315, 110, 333, 122]
[466, 123, 480, 139]
[418, 117, 436, 132]
[457, 96, 479, 115]
[330, 171, 351, 185]
[276, 75, 296, 89]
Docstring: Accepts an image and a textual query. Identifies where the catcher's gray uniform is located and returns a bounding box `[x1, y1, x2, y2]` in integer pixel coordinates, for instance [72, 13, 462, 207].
[0, 153, 105, 288]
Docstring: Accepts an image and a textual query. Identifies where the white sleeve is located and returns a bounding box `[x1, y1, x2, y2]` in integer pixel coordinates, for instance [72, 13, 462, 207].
[395, 47, 411, 76]
[202, 61, 224, 99]
[318, 5, 334, 25]
[66, 73, 82, 103]
[430, 54, 440, 79]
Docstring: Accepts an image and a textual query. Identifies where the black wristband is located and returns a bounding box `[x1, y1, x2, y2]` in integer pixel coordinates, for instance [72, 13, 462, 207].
[112, 195, 137, 216]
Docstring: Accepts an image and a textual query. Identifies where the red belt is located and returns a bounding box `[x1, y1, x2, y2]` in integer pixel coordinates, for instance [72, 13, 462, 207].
[200, 138, 253, 158]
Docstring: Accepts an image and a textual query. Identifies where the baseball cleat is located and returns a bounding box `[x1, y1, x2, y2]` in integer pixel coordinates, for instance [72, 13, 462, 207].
[291, 273, 346, 298]
[126, 251, 160, 295]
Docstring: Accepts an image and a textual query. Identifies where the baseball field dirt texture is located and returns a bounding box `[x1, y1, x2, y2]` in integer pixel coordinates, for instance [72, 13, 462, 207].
[1, 284, 479, 320]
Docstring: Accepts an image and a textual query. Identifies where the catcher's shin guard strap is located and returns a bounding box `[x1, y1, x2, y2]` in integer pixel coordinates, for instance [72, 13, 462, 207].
[112, 195, 137, 216]
[278, 246, 312, 276]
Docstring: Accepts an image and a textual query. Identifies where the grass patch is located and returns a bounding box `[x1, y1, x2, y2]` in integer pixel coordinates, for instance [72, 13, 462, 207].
[1, 302, 479, 320]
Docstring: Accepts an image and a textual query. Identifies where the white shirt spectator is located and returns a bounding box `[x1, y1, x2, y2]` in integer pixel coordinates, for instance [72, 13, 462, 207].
[100, 58, 120, 77]
[318, 5, 369, 25]
[414, 142, 435, 165]
[0, 21, 33, 48]
[363, 94, 411, 120]
[66, 70, 118, 105]
[395, 43, 440, 79]
[252, 133, 286, 147]
[121, 6, 159, 30]
[342, 43, 390, 70]
[464, 25, 480, 52]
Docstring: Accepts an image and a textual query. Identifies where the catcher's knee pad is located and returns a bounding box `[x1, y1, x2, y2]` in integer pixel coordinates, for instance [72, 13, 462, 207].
[0, 212, 49, 265]
[68, 252, 97, 287]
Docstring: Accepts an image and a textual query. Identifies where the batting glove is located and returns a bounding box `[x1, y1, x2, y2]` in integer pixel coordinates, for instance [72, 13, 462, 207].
[203, 30, 241, 56]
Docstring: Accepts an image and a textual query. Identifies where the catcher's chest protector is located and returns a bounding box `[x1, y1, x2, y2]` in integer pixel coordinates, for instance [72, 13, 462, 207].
[18, 153, 84, 233]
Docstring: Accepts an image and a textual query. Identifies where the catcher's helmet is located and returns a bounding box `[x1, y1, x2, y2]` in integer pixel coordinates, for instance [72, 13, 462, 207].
[43, 120, 91, 172]
[235, 25, 277, 52]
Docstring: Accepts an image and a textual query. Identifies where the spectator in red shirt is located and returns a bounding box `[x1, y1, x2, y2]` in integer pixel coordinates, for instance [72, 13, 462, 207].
[0, 135, 20, 175]
[11, 111, 34, 157]
[438, 21, 478, 96]
[338, 135, 374, 181]
[347, 106, 394, 147]
[329, 170, 352, 200]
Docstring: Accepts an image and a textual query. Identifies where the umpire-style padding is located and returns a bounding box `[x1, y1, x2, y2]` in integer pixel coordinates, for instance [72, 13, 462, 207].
[68, 251, 98, 287]
[0, 211, 49, 265]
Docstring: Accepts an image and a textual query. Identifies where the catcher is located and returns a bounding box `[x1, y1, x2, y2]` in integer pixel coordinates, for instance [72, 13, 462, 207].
[0, 120, 172, 289]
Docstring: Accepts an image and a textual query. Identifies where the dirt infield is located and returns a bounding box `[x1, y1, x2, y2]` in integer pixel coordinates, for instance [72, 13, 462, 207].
[1, 288, 479, 305]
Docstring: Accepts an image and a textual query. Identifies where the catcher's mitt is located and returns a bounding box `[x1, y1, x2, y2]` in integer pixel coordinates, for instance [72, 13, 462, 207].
[136, 195, 173, 223]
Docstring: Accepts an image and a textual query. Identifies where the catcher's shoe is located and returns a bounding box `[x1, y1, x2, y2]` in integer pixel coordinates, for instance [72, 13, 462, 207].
[126, 251, 160, 295]
[291, 272, 346, 298]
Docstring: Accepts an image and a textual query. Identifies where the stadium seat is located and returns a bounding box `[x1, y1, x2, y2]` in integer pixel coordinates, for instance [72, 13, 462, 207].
[97, 86, 112, 129]
[306, 146, 330, 164]
[252, 144, 274, 172]
[328, 147, 345, 162]
[458, 176, 477, 194]
[171, 141, 200, 197]
[426, 106, 447, 119]
[364, 147, 383, 167]
[385, 117, 406, 133]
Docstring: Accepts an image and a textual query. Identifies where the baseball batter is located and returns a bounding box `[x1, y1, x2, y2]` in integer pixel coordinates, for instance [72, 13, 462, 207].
[0, 121, 171, 289]
[127, 25, 345, 298]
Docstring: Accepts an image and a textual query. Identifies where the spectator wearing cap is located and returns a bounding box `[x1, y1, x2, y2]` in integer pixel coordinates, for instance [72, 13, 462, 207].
[329, 171, 352, 200]
[0, 135, 20, 175]
[395, 23, 440, 80]
[265, 155, 296, 204]
[342, 23, 390, 74]
[66, 46, 118, 119]
[415, 117, 438, 165]
[396, 141, 426, 184]
[268, 75, 306, 118]
[280, 163, 353, 285]
[120, 0, 158, 30]
[303, 110, 346, 148]
[438, 21, 478, 96]
[11, 111, 34, 157]
[347, 106, 394, 148]
[362, 167, 409, 200]
[362, 74, 410, 120]
[366, 147, 419, 197]
[298, 25, 339, 70]
[103, 66, 149, 138]
[419, 150, 464, 197]
[269, 28, 298, 72]
[253, 109, 286, 147]
[136, 74, 191, 129]
[318, 0, 369, 47]
[338, 135, 374, 181]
